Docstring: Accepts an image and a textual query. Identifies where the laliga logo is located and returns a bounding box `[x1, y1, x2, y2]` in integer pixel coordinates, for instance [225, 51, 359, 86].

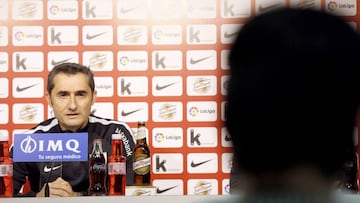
[119, 56, 130, 66]
[49, 5, 60, 15]
[20, 135, 80, 154]
[327, 2, 338, 12]
[189, 107, 200, 117]
[155, 132, 165, 143]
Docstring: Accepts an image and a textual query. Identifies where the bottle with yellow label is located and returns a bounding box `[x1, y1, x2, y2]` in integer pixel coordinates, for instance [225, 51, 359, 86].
[133, 121, 151, 185]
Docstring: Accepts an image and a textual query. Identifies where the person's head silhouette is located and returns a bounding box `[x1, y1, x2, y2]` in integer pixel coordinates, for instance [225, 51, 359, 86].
[227, 7, 360, 202]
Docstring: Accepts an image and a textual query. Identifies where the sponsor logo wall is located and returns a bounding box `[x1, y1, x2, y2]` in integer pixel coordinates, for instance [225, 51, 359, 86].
[0, 0, 359, 195]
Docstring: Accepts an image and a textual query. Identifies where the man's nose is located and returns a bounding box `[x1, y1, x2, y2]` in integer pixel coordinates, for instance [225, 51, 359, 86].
[68, 95, 77, 110]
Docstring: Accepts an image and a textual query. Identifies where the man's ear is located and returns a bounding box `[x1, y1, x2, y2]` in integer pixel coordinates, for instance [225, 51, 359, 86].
[45, 92, 53, 107]
[92, 90, 97, 105]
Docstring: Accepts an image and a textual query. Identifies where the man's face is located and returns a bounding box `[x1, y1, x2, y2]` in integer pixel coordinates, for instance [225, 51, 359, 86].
[46, 72, 96, 132]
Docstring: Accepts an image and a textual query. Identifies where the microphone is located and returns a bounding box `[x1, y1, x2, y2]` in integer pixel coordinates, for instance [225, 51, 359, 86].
[44, 183, 49, 197]
[44, 162, 54, 197]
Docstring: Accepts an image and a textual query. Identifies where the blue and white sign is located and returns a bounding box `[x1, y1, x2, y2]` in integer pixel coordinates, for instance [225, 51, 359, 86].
[13, 133, 88, 162]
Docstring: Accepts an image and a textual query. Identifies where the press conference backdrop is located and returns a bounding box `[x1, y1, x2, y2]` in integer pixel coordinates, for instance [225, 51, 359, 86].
[0, 0, 359, 196]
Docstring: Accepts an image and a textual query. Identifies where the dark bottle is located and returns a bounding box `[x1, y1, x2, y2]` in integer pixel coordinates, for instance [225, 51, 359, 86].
[341, 148, 359, 193]
[89, 139, 107, 196]
[108, 134, 126, 196]
[0, 134, 13, 198]
[133, 121, 151, 185]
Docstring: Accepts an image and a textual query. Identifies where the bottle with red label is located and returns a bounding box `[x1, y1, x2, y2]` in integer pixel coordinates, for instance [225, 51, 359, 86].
[133, 121, 151, 185]
[108, 134, 126, 195]
[0, 133, 13, 197]
[89, 138, 107, 196]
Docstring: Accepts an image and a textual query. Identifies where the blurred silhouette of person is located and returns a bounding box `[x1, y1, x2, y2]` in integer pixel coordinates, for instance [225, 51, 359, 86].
[226, 7, 360, 203]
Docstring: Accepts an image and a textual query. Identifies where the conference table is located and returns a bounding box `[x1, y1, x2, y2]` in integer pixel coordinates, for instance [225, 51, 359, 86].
[0, 195, 226, 203]
[2, 194, 360, 203]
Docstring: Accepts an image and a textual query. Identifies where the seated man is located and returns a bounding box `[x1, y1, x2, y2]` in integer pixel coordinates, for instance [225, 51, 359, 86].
[11, 62, 135, 197]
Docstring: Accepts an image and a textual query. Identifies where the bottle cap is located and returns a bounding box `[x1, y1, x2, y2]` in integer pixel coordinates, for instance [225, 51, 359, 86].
[138, 121, 146, 127]
[0, 133, 9, 141]
[112, 134, 122, 140]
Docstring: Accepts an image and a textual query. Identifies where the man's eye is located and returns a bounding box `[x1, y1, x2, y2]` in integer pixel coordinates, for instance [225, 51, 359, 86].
[76, 92, 87, 97]
[59, 93, 68, 98]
